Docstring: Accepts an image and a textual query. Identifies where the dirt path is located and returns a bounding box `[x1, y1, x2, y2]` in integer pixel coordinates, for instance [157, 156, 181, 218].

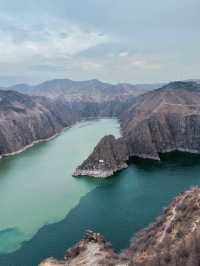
[158, 206, 177, 243]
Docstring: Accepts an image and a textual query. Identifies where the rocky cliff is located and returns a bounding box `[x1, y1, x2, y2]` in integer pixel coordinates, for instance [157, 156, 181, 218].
[0, 90, 80, 157]
[75, 81, 200, 178]
[39, 187, 200, 266]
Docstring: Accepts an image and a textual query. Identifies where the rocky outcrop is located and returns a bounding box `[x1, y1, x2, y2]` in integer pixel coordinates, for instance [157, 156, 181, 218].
[73, 135, 129, 178]
[75, 81, 200, 178]
[39, 187, 200, 266]
[39, 230, 121, 266]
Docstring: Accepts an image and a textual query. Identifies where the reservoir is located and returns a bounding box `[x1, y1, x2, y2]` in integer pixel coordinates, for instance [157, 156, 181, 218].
[1, 119, 200, 265]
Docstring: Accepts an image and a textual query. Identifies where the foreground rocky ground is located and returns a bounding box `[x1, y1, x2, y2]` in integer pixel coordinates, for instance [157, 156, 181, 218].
[40, 187, 200, 266]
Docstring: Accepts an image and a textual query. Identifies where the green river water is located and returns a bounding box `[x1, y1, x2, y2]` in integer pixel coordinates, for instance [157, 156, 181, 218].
[0, 119, 121, 255]
[1, 118, 200, 266]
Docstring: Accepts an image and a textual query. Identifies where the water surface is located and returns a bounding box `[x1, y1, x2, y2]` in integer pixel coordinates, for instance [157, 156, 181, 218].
[0, 118, 121, 254]
[2, 120, 200, 266]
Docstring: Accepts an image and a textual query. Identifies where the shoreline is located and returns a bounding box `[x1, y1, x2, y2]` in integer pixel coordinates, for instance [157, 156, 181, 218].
[0, 124, 73, 160]
[74, 148, 200, 179]
[0, 117, 120, 161]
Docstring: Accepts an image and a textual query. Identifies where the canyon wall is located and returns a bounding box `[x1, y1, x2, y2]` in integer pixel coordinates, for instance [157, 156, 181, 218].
[75, 81, 200, 178]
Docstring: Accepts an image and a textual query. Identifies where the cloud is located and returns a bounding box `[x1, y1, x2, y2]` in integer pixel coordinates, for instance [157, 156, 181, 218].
[0, 18, 111, 64]
[130, 59, 161, 70]
[119, 51, 129, 57]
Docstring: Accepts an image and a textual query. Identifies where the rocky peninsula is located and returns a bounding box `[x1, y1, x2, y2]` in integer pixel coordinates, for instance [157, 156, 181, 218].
[74, 81, 200, 178]
[73, 135, 129, 178]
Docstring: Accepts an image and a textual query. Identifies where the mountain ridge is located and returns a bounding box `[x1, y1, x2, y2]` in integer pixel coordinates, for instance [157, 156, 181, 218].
[4, 78, 163, 102]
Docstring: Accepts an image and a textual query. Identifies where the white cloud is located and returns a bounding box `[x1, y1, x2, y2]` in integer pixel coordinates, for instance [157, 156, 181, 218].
[0, 20, 110, 64]
[80, 60, 103, 71]
[130, 59, 161, 70]
[0, 16, 164, 85]
[119, 51, 129, 57]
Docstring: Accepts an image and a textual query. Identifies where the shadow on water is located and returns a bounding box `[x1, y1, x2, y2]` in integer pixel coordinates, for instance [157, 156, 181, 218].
[1, 152, 200, 266]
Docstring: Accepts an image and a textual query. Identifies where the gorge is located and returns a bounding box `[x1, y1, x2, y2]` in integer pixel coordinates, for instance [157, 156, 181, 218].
[1, 79, 200, 266]
[0, 79, 153, 159]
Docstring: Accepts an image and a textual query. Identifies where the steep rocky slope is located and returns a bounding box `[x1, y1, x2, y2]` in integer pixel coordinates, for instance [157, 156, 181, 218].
[0, 90, 80, 157]
[39, 187, 200, 266]
[75, 81, 200, 178]
[74, 135, 129, 178]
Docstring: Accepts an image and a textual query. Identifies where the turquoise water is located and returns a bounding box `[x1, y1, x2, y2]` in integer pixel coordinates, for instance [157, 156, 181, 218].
[0, 118, 121, 254]
[2, 119, 200, 266]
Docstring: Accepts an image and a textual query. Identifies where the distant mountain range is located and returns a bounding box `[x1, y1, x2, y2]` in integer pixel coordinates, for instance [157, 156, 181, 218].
[5, 78, 164, 102]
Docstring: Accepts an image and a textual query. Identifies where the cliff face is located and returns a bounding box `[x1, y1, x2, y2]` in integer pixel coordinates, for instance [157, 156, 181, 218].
[75, 81, 200, 178]
[0, 90, 80, 156]
[122, 81, 200, 159]
[39, 187, 200, 266]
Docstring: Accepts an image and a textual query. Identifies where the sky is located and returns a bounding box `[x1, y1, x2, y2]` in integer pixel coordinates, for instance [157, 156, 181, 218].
[0, 0, 199, 86]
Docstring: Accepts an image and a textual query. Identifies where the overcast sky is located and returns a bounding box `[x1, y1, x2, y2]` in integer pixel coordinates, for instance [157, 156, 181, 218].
[0, 0, 199, 86]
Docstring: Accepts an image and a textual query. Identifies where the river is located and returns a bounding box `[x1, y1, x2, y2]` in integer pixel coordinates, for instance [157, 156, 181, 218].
[1, 119, 200, 266]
